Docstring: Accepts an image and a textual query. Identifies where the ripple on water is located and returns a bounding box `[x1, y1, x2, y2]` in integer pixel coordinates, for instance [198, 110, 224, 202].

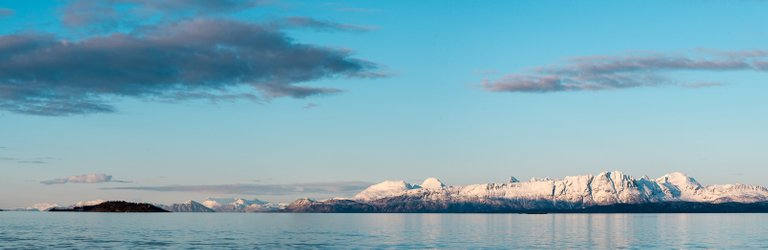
[1, 213, 768, 248]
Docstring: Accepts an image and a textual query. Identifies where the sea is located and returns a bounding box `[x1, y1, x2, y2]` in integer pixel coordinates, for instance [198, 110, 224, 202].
[1, 212, 767, 249]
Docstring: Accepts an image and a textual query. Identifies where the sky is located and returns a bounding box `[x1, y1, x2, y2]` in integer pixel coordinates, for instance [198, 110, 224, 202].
[1, 0, 767, 208]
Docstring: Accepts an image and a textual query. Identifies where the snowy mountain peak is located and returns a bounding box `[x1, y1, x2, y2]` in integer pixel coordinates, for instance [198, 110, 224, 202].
[509, 176, 519, 183]
[162, 200, 214, 212]
[598, 170, 626, 178]
[351, 171, 768, 206]
[200, 197, 280, 212]
[657, 172, 702, 189]
[201, 199, 219, 209]
[530, 177, 553, 182]
[234, 198, 248, 206]
[421, 177, 446, 189]
[353, 180, 418, 201]
[28, 203, 59, 211]
[72, 200, 105, 207]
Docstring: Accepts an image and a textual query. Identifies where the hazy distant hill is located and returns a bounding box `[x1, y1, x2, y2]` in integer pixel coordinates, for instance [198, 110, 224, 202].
[200, 198, 282, 212]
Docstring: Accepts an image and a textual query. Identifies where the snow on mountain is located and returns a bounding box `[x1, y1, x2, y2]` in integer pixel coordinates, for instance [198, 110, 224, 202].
[200, 198, 281, 212]
[162, 200, 214, 212]
[25, 203, 60, 211]
[353, 180, 420, 201]
[72, 200, 106, 207]
[421, 178, 446, 189]
[200, 198, 227, 209]
[352, 171, 768, 205]
[698, 184, 768, 203]
[9, 201, 92, 211]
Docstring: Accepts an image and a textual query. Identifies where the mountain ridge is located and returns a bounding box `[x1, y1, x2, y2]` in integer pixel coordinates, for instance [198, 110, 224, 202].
[288, 171, 768, 213]
[8, 171, 768, 213]
[160, 200, 214, 212]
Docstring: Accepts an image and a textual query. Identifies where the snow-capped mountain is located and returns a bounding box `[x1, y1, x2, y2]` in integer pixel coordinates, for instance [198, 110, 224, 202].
[7, 201, 105, 212]
[9, 203, 61, 211]
[287, 171, 768, 212]
[354, 171, 768, 205]
[6, 201, 101, 211]
[72, 200, 106, 207]
[161, 200, 214, 212]
[32, 203, 61, 211]
[201, 198, 282, 212]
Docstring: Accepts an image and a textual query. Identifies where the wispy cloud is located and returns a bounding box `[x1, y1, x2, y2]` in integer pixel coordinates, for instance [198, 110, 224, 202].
[682, 82, 726, 89]
[102, 181, 373, 196]
[269, 16, 375, 32]
[333, 7, 381, 13]
[60, 0, 264, 29]
[483, 50, 768, 93]
[303, 103, 319, 109]
[0, 156, 57, 164]
[41, 174, 131, 185]
[321, 2, 381, 13]
[17, 160, 47, 164]
[0, 8, 14, 17]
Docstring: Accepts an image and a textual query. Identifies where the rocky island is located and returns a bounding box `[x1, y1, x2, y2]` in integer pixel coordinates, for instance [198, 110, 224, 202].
[49, 201, 169, 212]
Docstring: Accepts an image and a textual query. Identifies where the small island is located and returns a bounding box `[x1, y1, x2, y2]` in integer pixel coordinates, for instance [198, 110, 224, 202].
[49, 201, 169, 212]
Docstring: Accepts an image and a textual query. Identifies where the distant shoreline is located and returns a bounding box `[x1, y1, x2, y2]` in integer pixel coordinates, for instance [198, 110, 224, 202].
[7, 201, 768, 213]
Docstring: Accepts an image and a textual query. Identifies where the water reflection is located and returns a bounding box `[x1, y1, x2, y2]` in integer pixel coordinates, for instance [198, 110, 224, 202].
[1, 212, 767, 248]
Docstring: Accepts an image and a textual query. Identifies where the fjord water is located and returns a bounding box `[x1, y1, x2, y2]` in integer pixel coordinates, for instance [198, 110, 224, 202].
[2, 213, 767, 248]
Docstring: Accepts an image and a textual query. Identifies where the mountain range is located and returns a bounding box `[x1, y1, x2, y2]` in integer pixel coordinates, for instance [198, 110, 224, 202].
[197, 198, 281, 212]
[285, 171, 768, 212]
[159, 200, 214, 212]
[7, 171, 768, 213]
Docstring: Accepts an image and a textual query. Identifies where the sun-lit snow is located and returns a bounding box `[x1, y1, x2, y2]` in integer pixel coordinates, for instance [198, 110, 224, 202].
[353, 180, 419, 201]
[161, 200, 214, 212]
[72, 200, 106, 207]
[200, 197, 281, 212]
[421, 178, 446, 189]
[27, 203, 60, 211]
[352, 171, 768, 205]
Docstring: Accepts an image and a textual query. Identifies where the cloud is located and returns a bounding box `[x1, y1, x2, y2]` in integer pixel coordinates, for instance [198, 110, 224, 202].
[303, 103, 319, 109]
[102, 181, 373, 196]
[682, 82, 725, 89]
[17, 160, 47, 164]
[40, 174, 130, 185]
[333, 7, 381, 13]
[61, 0, 264, 29]
[0, 156, 59, 164]
[0, 18, 380, 116]
[269, 17, 375, 32]
[321, 3, 381, 13]
[483, 50, 768, 93]
[0, 8, 14, 17]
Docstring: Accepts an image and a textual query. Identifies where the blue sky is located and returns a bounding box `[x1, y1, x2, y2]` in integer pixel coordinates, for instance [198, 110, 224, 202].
[1, 0, 767, 208]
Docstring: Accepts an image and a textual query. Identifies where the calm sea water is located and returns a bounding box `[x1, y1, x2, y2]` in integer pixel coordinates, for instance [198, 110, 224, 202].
[2, 212, 767, 249]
